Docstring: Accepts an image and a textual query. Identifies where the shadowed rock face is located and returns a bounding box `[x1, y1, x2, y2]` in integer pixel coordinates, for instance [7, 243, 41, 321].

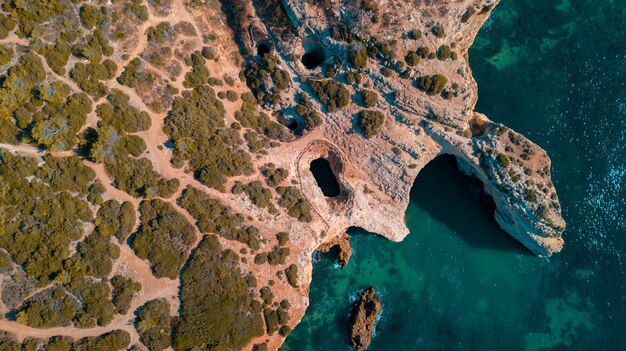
[349, 287, 382, 351]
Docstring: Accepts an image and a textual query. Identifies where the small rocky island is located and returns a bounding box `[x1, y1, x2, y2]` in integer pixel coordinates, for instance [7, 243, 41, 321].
[0, 0, 564, 349]
[349, 287, 383, 350]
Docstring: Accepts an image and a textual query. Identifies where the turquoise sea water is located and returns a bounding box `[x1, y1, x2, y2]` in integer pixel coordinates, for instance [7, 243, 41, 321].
[283, 0, 626, 350]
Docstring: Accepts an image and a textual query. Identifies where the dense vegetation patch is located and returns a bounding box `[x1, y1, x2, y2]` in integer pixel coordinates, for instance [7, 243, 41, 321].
[308, 79, 351, 111]
[95, 200, 136, 242]
[260, 163, 289, 187]
[173, 235, 264, 351]
[235, 92, 292, 142]
[276, 186, 312, 222]
[179, 186, 261, 249]
[15, 286, 79, 328]
[135, 299, 172, 351]
[164, 85, 253, 190]
[417, 74, 448, 96]
[0, 150, 94, 285]
[132, 199, 196, 279]
[244, 53, 291, 105]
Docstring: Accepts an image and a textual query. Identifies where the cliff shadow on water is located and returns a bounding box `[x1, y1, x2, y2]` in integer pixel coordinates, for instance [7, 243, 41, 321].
[410, 154, 532, 255]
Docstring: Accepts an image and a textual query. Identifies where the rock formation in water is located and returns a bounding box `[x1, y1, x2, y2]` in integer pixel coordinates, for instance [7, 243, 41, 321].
[349, 287, 383, 351]
[317, 231, 352, 268]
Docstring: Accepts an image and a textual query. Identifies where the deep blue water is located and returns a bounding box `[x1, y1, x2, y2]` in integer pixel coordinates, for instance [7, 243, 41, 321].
[283, 0, 626, 350]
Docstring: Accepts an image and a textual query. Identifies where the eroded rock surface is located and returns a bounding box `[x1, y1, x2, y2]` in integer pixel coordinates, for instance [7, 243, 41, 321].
[349, 287, 383, 351]
[317, 231, 352, 268]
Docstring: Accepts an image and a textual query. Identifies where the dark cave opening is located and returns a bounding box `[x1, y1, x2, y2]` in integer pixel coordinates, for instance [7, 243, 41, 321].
[257, 42, 271, 57]
[287, 120, 299, 130]
[309, 158, 341, 197]
[301, 47, 326, 69]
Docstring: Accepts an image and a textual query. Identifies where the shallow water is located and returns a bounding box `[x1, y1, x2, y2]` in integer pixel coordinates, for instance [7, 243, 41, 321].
[282, 0, 626, 350]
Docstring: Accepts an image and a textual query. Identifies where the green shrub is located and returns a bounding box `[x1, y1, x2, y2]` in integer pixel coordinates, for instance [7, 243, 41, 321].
[73, 330, 130, 351]
[164, 85, 254, 190]
[63, 231, 120, 279]
[524, 188, 537, 203]
[431, 25, 445, 38]
[417, 46, 430, 59]
[232, 180, 272, 208]
[96, 200, 136, 241]
[0, 150, 93, 284]
[285, 264, 299, 288]
[125, 0, 149, 21]
[417, 74, 448, 95]
[272, 69, 291, 90]
[132, 199, 196, 279]
[97, 89, 151, 132]
[304, 111, 323, 130]
[361, 89, 378, 108]
[0, 14, 16, 39]
[358, 110, 385, 138]
[235, 93, 292, 142]
[405, 51, 420, 66]
[261, 163, 289, 187]
[276, 232, 290, 246]
[0, 44, 13, 65]
[437, 45, 452, 60]
[80, 5, 107, 30]
[72, 29, 114, 63]
[496, 153, 510, 168]
[461, 7, 477, 23]
[66, 276, 116, 327]
[408, 29, 422, 40]
[276, 186, 312, 222]
[135, 299, 172, 351]
[308, 79, 350, 111]
[111, 275, 141, 315]
[147, 22, 173, 44]
[70, 61, 116, 98]
[183, 51, 210, 88]
[349, 45, 368, 69]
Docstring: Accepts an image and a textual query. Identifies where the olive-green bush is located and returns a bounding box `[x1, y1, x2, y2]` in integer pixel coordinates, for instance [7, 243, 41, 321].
[260, 163, 289, 187]
[135, 299, 172, 351]
[358, 110, 385, 138]
[417, 74, 448, 95]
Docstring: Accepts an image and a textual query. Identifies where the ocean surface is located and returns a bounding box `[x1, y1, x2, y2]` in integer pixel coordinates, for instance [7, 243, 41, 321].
[282, 0, 626, 350]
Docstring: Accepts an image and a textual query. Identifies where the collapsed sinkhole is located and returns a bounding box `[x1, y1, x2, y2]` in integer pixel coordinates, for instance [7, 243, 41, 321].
[257, 42, 271, 57]
[301, 47, 326, 69]
[309, 158, 341, 197]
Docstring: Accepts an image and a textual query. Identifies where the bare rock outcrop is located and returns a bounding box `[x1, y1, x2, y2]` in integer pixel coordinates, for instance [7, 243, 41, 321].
[349, 287, 382, 351]
[317, 232, 352, 268]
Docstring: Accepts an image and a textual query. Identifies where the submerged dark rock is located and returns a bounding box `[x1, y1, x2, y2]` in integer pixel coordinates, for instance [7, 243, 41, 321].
[349, 287, 382, 350]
